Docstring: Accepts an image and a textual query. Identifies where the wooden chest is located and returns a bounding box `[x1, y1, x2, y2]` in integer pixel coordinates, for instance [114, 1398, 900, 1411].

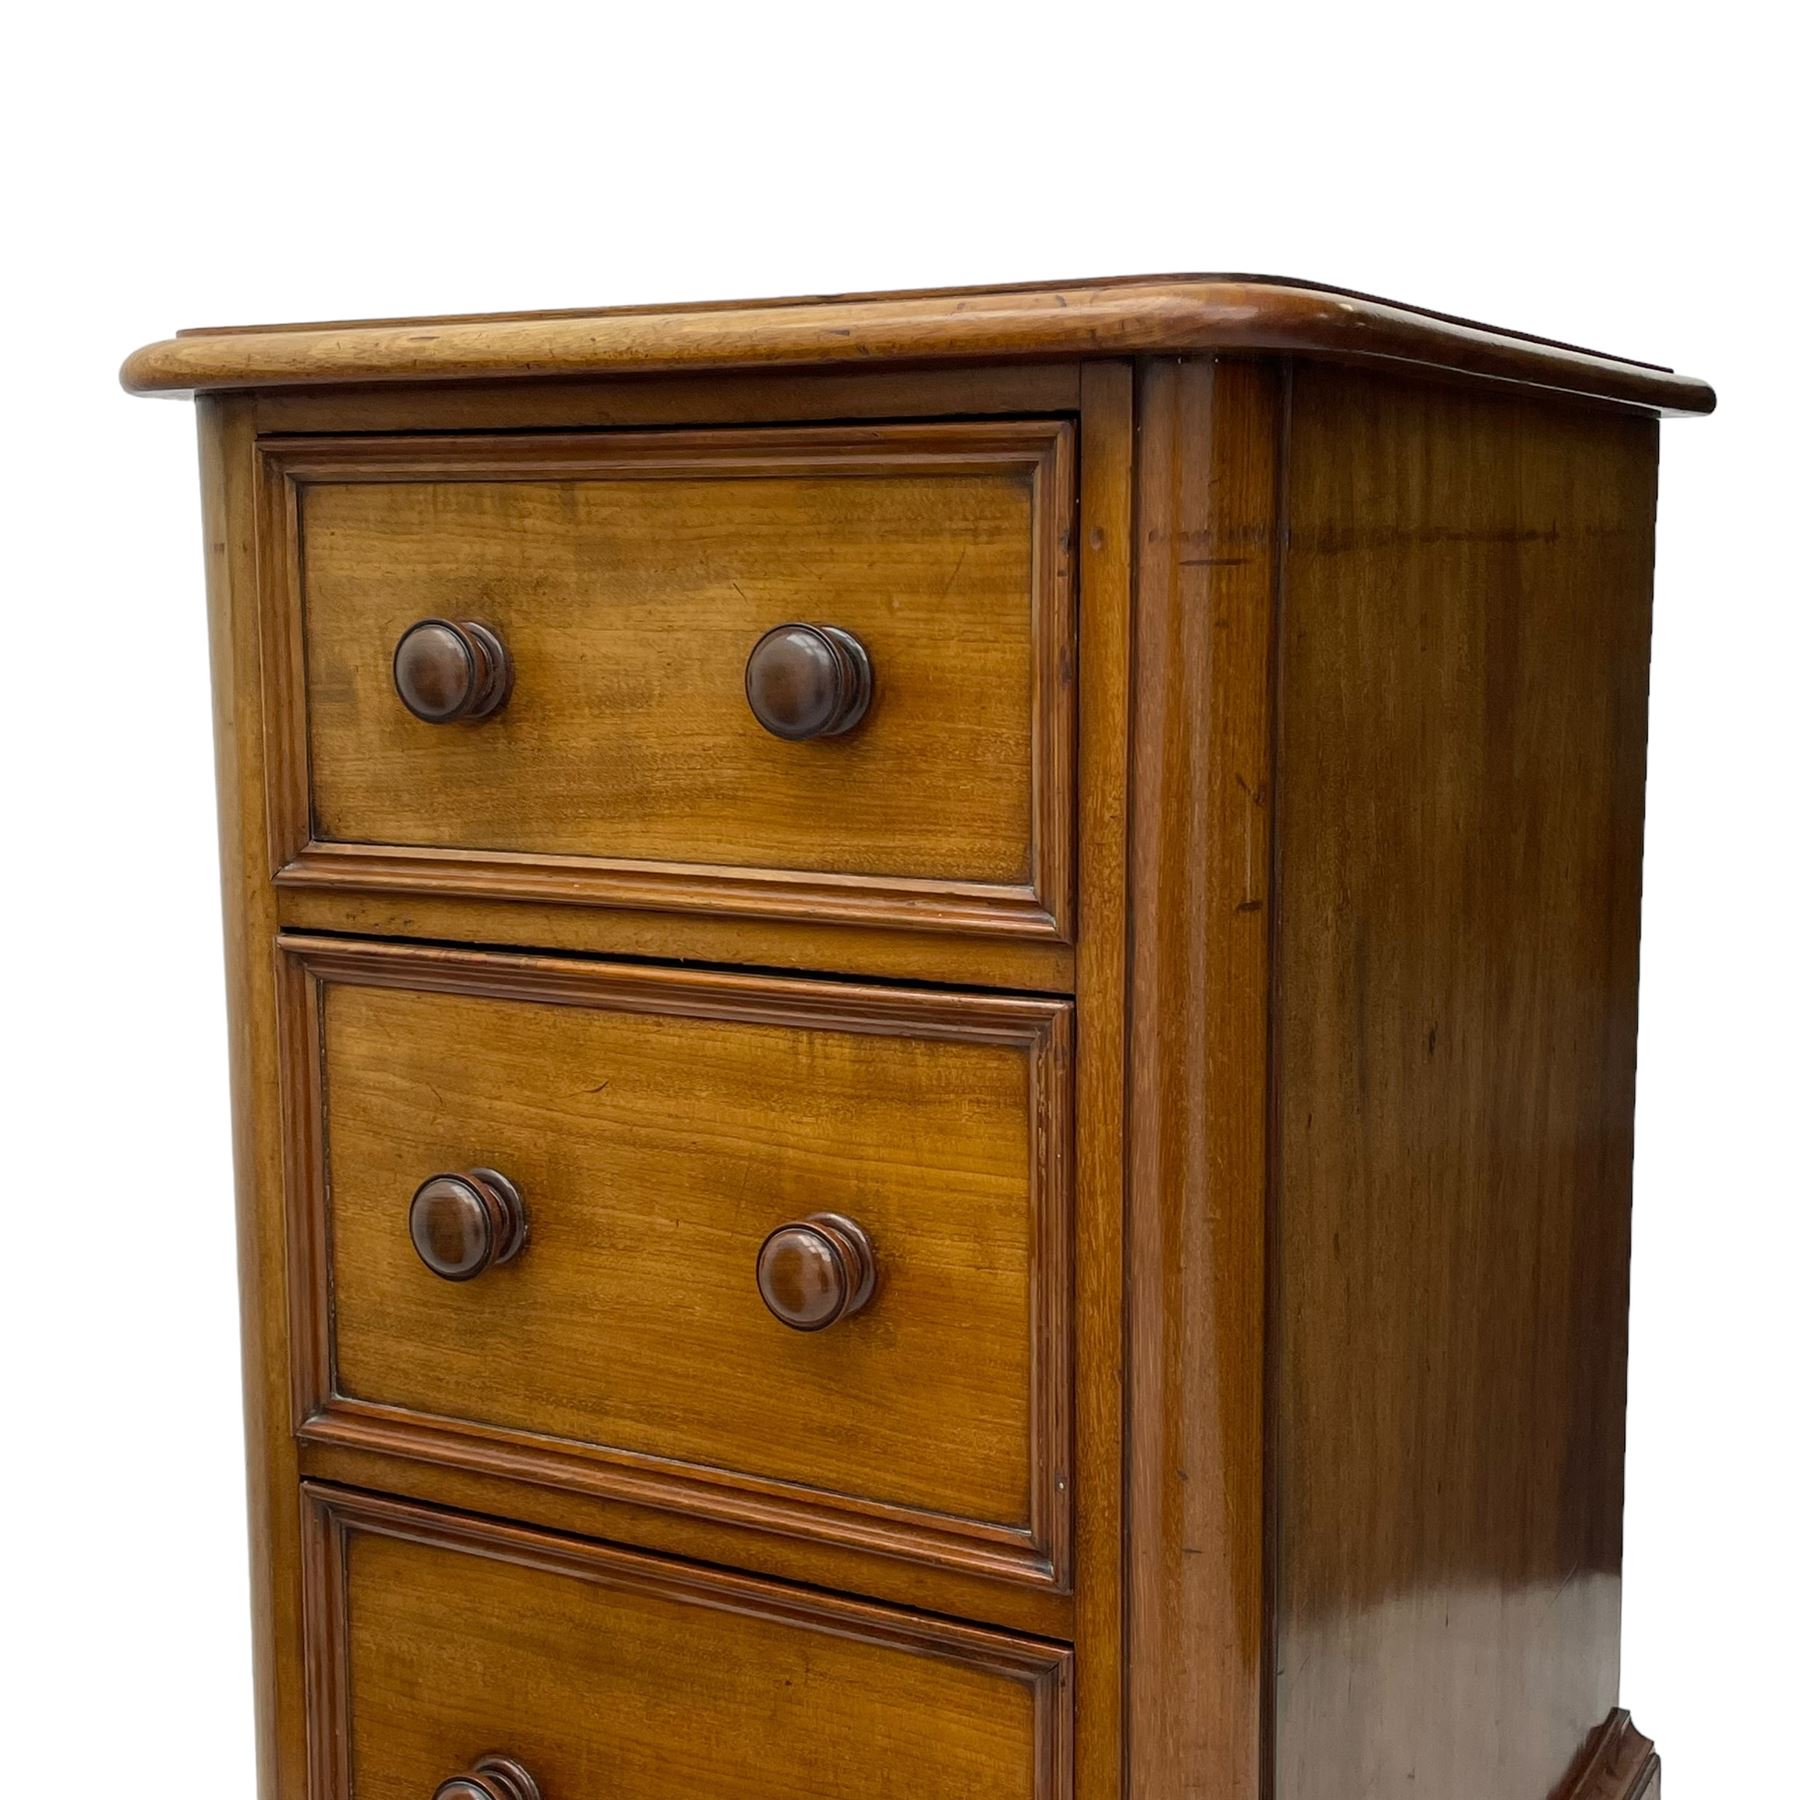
[123, 276, 1712, 1800]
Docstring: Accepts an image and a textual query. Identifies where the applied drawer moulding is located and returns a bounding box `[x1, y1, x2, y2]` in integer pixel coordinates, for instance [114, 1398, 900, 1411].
[252, 420, 1078, 943]
[301, 1485, 1076, 1800]
[276, 934, 1076, 1594]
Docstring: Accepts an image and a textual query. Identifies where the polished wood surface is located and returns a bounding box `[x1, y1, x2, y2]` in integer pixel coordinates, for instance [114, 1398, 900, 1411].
[755, 1213, 878, 1330]
[305, 1485, 1073, 1800]
[281, 935, 1073, 1589]
[260, 422, 1075, 940]
[293, 1436, 1073, 1641]
[277, 882, 1075, 992]
[197, 394, 309, 1798]
[140, 284, 1706, 1800]
[121, 274, 1715, 414]
[391, 618, 513, 724]
[248, 359, 1083, 436]
[743, 623, 874, 740]
[1269, 368, 1659, 1800]
[1125, 357, 1282, 1800]
[407, 1169, 528, 1282]
[1567, 1713, 1662, 1800]
[431, 1755, 540, 1800]
[1068, 360, 1132, 1800]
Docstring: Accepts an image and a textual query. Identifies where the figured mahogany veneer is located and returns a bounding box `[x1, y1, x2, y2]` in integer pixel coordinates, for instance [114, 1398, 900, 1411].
[258, 421, 1075, 941]
[130, 276, 1708, 1800]
[304, 1485, 1072, 1800]
[278, 935, 1073, 1591]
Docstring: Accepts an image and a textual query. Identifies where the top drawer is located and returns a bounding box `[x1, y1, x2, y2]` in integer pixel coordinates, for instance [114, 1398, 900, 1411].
[258, 422, 1075, 940]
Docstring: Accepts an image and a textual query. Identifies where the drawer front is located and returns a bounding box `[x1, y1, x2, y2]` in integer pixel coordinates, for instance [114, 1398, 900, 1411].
[282, 937, 1073, 1588]
[260, 421, 1074, 939]
[304, 1486, 1072, 1800]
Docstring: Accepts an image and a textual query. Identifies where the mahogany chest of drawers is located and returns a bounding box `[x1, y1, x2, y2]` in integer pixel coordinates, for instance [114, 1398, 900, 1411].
[123, 276, 1712, 1800]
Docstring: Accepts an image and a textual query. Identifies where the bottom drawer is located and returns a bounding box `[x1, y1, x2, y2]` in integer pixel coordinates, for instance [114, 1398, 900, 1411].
[303, 1485, 1073, 1799]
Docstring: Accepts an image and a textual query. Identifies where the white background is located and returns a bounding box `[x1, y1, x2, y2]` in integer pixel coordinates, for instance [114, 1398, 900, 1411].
[4, 5, 1793, 1792]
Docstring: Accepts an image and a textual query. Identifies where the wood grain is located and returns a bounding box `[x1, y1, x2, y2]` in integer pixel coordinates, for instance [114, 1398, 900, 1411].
[1268, 367, 1660, 1800]
[135, 319, 1701, 1800]
[1070, 359, 1133, 1800]
[250, 361, 1081, 437]
[292, 1437, 1074, 1640]
[1564, 1712, 1661, 1800]
[121, 274, 1715, 414]
[274, 884, 1075, 992]
[303, 1484, 1073, 1800]
[281, 936, 1073, 1588]
[1125, 357, 1282, 1800]
[260, 422, 1075, 940]
[197, 395, 310, 1799]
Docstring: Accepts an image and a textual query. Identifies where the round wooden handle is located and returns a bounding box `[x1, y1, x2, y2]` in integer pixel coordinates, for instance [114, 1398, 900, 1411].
[393, 617, 512, 722]
[744, 623, 872, 740]
[433, 1754, 542, 1800]
[756, 1213, 877, 1330]
[409, 1169, 528, 1281]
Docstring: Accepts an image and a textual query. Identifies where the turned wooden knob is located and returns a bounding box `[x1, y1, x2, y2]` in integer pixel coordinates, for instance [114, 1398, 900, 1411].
[393, 617, 512, 722]
[744, 623, 872, 740]
[433, 1754, 542, 1800]
[409, 1169, 528, 1281]
[756, 1213, 877, 1330]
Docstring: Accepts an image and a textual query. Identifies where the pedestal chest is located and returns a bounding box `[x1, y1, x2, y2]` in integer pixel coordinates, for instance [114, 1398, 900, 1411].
[122, 276, 1713, 1800]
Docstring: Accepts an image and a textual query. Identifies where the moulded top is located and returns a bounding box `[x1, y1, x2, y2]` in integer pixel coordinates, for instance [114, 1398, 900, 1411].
[119, 273, 1715, 415]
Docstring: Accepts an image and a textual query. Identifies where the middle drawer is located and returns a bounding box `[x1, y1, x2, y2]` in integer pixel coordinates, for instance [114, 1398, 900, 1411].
[279, 936, 1072, 1590]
